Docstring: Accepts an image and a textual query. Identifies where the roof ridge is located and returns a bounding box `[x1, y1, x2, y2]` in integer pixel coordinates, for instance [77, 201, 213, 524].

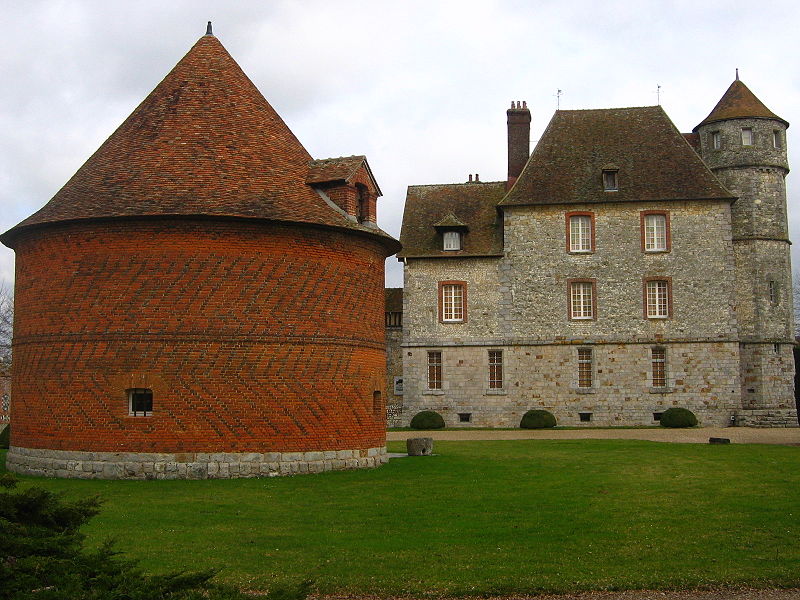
[408, 181, 505, 189]
[556, 105, 660, 113]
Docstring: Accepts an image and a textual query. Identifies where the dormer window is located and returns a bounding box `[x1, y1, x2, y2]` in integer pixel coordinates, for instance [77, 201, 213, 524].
[434, 213, 468, 252]
[602, 169, 618, 191]
[443, 231, 461, 251]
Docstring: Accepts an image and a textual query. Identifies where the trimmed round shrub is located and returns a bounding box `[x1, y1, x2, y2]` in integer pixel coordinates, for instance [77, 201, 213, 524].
[660, 407, 698, 428]
[520, 409, 557, 429]
[0, 424, 8, 449]
[410, 410, 445, 430]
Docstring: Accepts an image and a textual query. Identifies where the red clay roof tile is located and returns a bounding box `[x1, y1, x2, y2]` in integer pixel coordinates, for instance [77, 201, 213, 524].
[3, 34, 398, 252]
[694, 79, 787, 130]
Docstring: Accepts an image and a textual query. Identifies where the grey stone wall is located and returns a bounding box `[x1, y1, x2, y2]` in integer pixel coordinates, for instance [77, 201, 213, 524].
[6, 446, 387, 480]
[732, 241, 794, 341]
[739, 343, 796, 411]
[401, 342, 741, 427]
[697, 116, 795, 415]
[399, 197, 799, 427]
[498, 201, 738, 342]
[403, 257, 503, 343]
[385, 326, 404, 426]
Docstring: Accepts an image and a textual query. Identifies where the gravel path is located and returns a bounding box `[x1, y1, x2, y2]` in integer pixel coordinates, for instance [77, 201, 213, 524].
[324, 590, 800, 600]
[387, 427, 800, 445]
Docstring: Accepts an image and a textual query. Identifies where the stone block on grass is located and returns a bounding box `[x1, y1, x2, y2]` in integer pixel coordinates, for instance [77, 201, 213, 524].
[407, 437, 433, 456]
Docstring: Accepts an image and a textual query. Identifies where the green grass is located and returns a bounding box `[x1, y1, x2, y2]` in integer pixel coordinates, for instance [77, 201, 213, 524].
[2, 440, 799, 595]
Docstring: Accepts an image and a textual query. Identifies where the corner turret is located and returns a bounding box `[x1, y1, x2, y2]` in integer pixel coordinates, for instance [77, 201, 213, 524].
[695, 77, 795, 423]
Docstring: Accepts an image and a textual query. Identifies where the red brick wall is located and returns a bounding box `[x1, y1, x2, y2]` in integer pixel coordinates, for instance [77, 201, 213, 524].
[11, 219, 389, 453]
[320, 166, 378, 223]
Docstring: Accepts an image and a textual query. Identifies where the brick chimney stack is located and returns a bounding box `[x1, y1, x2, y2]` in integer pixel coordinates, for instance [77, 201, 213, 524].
[507, 100, 531, 191]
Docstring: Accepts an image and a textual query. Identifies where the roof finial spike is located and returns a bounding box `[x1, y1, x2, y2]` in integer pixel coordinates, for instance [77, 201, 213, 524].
[206, 21, 213, 36]
[735, 68, 739, 81]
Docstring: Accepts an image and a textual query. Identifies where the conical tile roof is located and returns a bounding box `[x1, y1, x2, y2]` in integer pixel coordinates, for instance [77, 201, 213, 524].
[3, 32, 397, 248]
[694, 79, 787, 130]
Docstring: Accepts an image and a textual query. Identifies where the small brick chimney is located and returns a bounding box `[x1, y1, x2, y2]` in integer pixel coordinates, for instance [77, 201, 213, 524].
[507, 100, 531, 191]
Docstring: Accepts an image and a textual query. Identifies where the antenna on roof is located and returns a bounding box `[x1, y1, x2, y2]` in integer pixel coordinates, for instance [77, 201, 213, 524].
[656, 84, 661, 105]
[555, 89, 562, 110]
[735, 68, 739, 81]
[206, 21, 213, 36]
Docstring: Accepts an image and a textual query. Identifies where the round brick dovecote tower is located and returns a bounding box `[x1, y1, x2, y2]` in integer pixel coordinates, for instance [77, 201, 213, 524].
[1, 28, 401, 478]
[694, 77, 797, 426]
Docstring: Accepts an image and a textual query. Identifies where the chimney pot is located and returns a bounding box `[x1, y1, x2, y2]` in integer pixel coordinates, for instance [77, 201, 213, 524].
[523, 100, 527, 108]
[468, 174, 473, 182]
[476, 174, 480, 182]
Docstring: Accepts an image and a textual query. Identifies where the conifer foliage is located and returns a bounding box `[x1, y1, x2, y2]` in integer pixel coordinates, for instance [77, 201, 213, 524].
[0, 473, 310, 599]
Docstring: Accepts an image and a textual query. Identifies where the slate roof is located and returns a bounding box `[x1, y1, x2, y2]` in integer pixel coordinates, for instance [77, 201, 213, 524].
[385, 288, 403, 312]
[398, 182, 505, 258]
[2, 33, 397, 252]
[501, 106, 734, 207]
[694, 79, 788, 130]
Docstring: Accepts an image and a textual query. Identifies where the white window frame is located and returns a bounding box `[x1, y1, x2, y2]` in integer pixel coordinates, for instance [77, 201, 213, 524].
[644, 214, 667, 252]
[443, 230, 461, 251]
[741, 127, 753, 146]
[646, 280, 670, 319]
[569, 215, 592, 253]
[570, 281, 594, 320]
[773, 130, 782, 149]
[441, 283, 464, 322]
[712, 131, 721, 150]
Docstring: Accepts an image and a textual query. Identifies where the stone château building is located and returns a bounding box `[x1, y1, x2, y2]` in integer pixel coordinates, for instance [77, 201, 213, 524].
[398, 78, 797, 428]
[2, 26, 399, 479]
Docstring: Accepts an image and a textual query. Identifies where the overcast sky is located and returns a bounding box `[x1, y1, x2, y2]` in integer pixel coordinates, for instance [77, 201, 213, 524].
[1, 0, 799, 289]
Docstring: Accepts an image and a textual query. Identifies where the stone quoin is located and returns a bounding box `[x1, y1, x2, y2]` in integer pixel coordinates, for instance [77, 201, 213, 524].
[2, 24, 400, 479]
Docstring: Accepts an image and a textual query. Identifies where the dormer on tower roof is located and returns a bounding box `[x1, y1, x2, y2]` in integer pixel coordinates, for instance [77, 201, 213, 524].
[693, 78, 788, 131]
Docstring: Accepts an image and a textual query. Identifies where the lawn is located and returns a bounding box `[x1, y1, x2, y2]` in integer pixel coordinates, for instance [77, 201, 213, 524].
[2, 440, 799, 596]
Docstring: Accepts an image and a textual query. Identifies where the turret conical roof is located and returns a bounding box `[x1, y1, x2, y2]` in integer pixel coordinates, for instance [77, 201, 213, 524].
[694, 79, 788, 131]
[3, 32, 396, 248]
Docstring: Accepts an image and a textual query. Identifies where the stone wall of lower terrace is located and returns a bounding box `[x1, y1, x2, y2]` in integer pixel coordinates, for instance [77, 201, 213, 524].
[401, 342, 741, 427]
[6, 446, 388, 480]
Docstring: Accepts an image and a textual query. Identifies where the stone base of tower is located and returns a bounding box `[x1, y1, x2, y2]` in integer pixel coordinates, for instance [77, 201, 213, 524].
[733, 409, 799, 427]
[5, 446, 388, 480]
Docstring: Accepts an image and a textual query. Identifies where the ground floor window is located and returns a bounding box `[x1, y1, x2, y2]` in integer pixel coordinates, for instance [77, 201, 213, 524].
[651, 348, 667, 388]
[128, 388, 153, 416]
[427, 351, 442, 390]
[578, 347, 593, 388]
[488, 350, 503, 389]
